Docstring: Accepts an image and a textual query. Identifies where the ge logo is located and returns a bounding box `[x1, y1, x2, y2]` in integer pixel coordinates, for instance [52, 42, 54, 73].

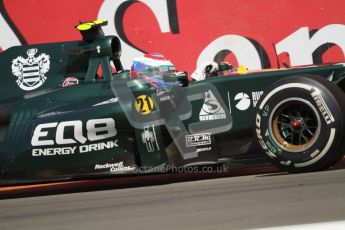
[135, 95, 154, 115]
[234, 92, 251, 111]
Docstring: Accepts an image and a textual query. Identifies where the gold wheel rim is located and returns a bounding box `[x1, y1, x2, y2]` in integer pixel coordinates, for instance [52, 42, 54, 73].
[270, 100, 319, 152]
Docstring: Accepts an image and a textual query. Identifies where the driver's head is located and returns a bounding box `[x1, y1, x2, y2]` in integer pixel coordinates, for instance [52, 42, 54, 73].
[131, 53, 175, 78]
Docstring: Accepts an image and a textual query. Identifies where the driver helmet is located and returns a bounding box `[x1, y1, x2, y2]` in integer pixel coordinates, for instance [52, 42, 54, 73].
[131, 53, 178, 88]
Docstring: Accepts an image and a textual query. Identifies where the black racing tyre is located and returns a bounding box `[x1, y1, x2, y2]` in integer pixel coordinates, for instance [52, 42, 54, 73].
[255, 75, 345, 173]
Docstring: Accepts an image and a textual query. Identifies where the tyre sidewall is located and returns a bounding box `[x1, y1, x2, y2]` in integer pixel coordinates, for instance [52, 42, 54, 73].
[256, 77, 343, 172]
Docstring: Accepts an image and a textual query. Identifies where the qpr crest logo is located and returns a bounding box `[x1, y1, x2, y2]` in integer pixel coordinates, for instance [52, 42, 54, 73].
[11, 48, 50, 91]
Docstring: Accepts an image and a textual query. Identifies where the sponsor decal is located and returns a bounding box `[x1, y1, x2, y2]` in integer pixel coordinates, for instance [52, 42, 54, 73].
[141, 125, 159, 152]
[196, 147, 212, 153]
[185, 133, 213, 153]
[32, 140, 118, 157]
[94, 161, 136, 173]
[31, 118, 118, 156]
[234, 92, 251, 111]
[93, 97, 118, 106]
[199, 90, 226, 121]
[135, 95, 154, 115]
[159, 94, 175, 102]
[37, 111, 65, 118]
[185, 133, 211, 147]
[252, 91, 264, 107]
[62, 77, 79, 88]
[311, 90, 334, 124]
[12, 48, 50, 91]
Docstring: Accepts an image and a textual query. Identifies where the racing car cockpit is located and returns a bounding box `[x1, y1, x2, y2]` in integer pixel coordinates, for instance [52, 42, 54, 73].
[130, 53, 189, 89]
[75, 20, 188, 88]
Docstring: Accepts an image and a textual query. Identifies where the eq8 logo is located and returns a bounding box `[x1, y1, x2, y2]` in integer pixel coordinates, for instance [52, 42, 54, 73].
[31, 118, 116, 147]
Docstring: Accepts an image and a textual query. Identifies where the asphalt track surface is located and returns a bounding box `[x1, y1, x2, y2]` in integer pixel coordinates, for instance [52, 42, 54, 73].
[1, 163, 345, 230]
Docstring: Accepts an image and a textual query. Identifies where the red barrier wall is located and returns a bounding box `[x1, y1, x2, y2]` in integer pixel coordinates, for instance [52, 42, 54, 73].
[1, 0, 345, 74]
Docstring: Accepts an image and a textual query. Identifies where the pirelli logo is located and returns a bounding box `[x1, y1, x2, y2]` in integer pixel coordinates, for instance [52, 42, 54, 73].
[311, 90, 334, 124]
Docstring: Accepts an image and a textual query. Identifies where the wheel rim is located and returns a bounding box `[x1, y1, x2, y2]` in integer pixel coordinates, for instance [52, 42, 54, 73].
[269, 98, 321, 152]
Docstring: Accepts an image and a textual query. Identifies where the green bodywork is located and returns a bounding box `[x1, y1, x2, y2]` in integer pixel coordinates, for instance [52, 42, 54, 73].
[1, 24, 345, 183]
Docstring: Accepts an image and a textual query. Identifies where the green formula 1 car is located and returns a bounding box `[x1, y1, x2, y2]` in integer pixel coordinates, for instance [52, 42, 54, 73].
[1, 20, 345, 184]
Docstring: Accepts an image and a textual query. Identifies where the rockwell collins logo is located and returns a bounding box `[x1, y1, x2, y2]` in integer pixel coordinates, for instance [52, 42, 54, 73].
[11, 48, 50, 91]
[199, 90, 226, 121]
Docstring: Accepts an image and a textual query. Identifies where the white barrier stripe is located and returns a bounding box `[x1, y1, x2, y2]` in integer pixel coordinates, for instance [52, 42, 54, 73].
[253, 220, 345, 230]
